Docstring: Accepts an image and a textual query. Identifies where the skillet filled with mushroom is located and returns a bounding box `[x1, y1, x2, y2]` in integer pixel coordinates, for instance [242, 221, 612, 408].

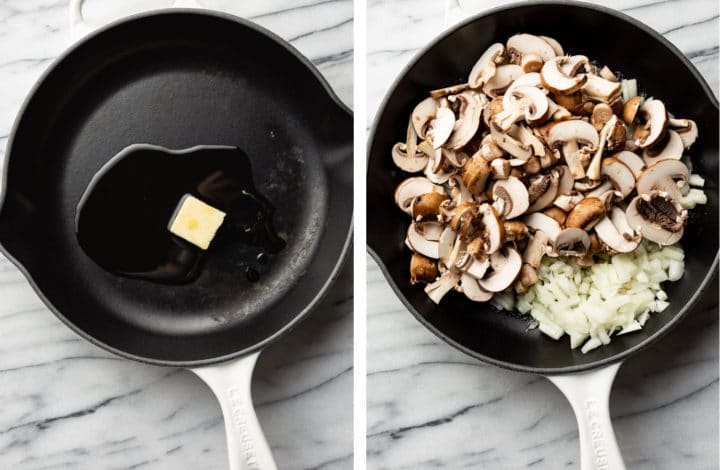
[367, 2, 717, 469]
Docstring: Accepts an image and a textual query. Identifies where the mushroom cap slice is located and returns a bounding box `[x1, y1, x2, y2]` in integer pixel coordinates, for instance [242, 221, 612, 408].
[445, 91, 484, 149]
[447, 174, 473, 205]
[539, 35, 564, 56]
[425, 271, 461, 304]
[586, 115, 619, 180]
[527, 172, 560, 212]
[556, 165, 574, 195]
[541, 57, 587, 94]
[411, 191, 449, 220]
[461, 152, 493, 196]
[552, 228, 591, 257]
[460, 273, 494, 301]
[394, 177, 444, 214]
[483, 64, 523, 97]
[468, 43, 505, 88]
[490, 121, 533, 160]
[613, 150, 645, 179]
[581, 75, 621, 103]
[626, 191, 687, 245]
[392, 142, 428, 173]
[633, 99, 668, 148]
[480, 204, 505, 254]
[412, 97, 438, 139]
[429, 83, 469, 99]
[636, 159, 689, 200]
[524, 212, 562, 239]
[492, 176, 530, 219]
[407, 222, 441, 259]
[504, 72, 544, 100]
[507, 33, 557, 63]
[523, 231, 551, 268]
[643, 130, 683, 166]
[458, 255, 491, 280]
[547, 120, 599, 179]
[429, 107, 456, 148]
[601, 157, 635, 198]
[668, 118, 698, 148]
[478, 247, 523, 292]
[594, 207, 641, 253]
[554, 192, 585, 212]
[623, 96, 642, 125]
[410, 253, 439, 284]
[565, 197, 605, 230]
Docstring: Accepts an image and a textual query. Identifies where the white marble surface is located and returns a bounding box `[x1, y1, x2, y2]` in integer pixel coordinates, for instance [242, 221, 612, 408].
[367, 0, 719, 469]
[0, 1, 352, 469]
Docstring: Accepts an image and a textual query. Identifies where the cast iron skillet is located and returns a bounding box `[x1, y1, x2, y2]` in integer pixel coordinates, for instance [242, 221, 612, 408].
[0, 2, 352, 469]
[368, 1, 717, 468]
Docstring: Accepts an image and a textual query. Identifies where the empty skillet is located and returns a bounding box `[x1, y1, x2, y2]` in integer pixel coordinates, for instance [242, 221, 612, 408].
[0, 1, 352, 469]
[367, 2, 718, 468]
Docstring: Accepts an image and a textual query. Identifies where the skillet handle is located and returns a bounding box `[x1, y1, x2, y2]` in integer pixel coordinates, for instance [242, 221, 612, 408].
[190, 352, 278, 470]
[547, 362, 626, 470]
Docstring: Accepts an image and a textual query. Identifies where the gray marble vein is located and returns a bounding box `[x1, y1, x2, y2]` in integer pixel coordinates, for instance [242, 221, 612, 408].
[366, 0, 718, 468]
[0, 1, 352, 469]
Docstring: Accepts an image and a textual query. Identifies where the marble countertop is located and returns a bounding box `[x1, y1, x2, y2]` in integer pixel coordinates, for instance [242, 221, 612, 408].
[0, 1, 352, 469]
[366, 0, 718, 469]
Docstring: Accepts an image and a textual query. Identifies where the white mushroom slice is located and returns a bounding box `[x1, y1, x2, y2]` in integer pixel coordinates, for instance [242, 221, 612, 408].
[551, 228, 591, 257]
[492, 176, 530, 219]
[445, 91, 484, 149]
[459, 273, 493, 302]
[411, 97, 438, 139]
[490, 121, 533, 160]
[585, 180, 613, 198]
[547, 120, 599, 179]
[394, 177, 444, 214]
[429, 83, 469, 99]
[447, 175, 473, 205]
[599, 65, 619, 82]
[505, 72, 544, 99]
[462, 256, 491, 280]
[425, 271, 460, 304]
[480, 204, 505, 254]
[392, 142, 428, 173]
[626, 191, 687, 245]
[556, 165, 574, 195]
[468, 43, 505, 88]
[643, 130, 683, 166]
[601, 157, 635, 198]
[437, 227, 456, 265]
[424, 155, 454, 184]
[668, 118, 698, 148]
[480, 135, 505, 161]
[524, 212, 562, 239]
[527, 172, 559, 212]
[581, 75, 621, 103]
[482, 64, 523, 97]
[586, 115, 619, 180]
[495, 86, 549, 129]
[512, 124, 545, 156]
[541, 57, 586, 94]
[428, 107, 456, 148]
[554, 192, 584, 212]
[416, 221, 444, 240]
[595, 206, 640, 253]
[559, 55, 590, 76]
[633, 99, 668, 148]
[574, 178, 602, 192]
[521, 53, 543, 73]
[539, 35, 564, 56]
[613, 150, 645, 179]
[506, 33, 557, 64]
[442, 148, 468, 168]
[407, 222, 440, 258]
[636, 159, 689, 200]
[523, 231, 551, 268]
[478, 247, 523, 292]
[491, 158, 511, 179]
[565, 197, 606, 230]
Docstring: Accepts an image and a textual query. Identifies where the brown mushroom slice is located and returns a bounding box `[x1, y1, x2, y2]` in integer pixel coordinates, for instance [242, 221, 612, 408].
[407, 222, 441, 258]
[482, 64, 523, 97]
[491, 158, 511, 179]
[600, 157, 635, 198]
[449, 201, 481, 239]
[633, 99, 668, 148]
[478, 247, 523, 292]
[492, 176, 530, 219]
[586, 115, 619, 180]
[447, 174, 473, 205]
[668, 118, 698, 148]
[554, 192, 584, 212]
[514, 264, 539, 294]
[581, 75, 621, 103]
[394, 177, 445, 214]
[480, 204, 505, 255]
[541, 56, 586, 94]
[445, 91, 484, 149]
[565, 197, 605, 230]
[428, 107, 456, 148]
[524, 212, 562, 239]
[410, 253, 439, 284]
[594, 207, 641, 253]
[490, 121, 533, 160]
[521, 54, 543, 73]
[613, 150, 645, 179]
[429, 83, 469, 99]
[412, 97, 438, 139]
[468, 43, 505, 88]
[547, 120, 599, 179]
[504, 221, 529, 241]
[527, 172, 560, 212]
[626, 191, 687, 245]
[459, 273, 494, 301]
[636, 159, 689, 201]
[392, 142, 429, 173]
[523, 231, 551, 269]
[461, 152, 492, 196]
[411, 191, 449, 220]
[507, 33, 557, 64]
[425, 271, 461, 304]
[591, 103, 614, 131]
[643, 130, 683, 166]
[551, 228, 591, 257]
[544, 207, 567, 225]
[622, 96, 641, 125]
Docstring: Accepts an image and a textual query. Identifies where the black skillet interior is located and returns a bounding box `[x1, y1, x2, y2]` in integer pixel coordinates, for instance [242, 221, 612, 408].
[0, 11, 352, 365]
[368, 2, 719, 374]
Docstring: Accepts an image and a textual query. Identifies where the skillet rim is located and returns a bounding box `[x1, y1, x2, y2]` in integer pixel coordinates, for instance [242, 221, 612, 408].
[0, 8, 354, 367]
[367, 0, 719, 375]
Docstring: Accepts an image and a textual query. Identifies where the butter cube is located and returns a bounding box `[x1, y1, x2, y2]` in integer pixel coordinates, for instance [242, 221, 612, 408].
[168, 194, 226, 250]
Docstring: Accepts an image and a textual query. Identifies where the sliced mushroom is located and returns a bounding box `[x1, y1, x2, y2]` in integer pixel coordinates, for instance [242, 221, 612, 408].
[468, 43, 505, 88]
[521, 53, 543, 73]
[480, 204, 505, 254]
[411, 191, 449, 220]
[523, 230, 551, 269]
[599, 66, 618, 82]
[429, 83, 469, 99]
[425, 270, 460, 304]
[495, 86, 549, 129]
[410, 253, 438, 284]
[445, 91, 484, 149]
[636, 159, 689, 200]
[581, 75, 621, 104]
[504, 221, 529, 241]
[428, 107, 456, 148]
[407, 222, 441, 258]
[514, 264, 539, 294]
[613, 150, 645, 179]
[490, 121, 533, 160]
[395, 177, 445, 214]
[480, 134, 505, 161]
[601, 157, 635, 198]
[574, 178, 602, 192]
[492, 176, 530, 219]
[544, 206, 567, 225]
[643, 130, 683, 166]
[539, 35, 564, 56]
[524, 212, 562, 239]
[392, 142, 428, 173]
[626, 191, 687, 245]
[633, 99, 668, 148]
[586, 115, 619, 180]
[565, 197, 605, 230]
[554, 191, 584, 212]
[668, 118, 698, 148]
[547, 120, 599, 179]
[483, 64, 523, 97]
[461, 152, 492, 195]
[459, 273, 494, 301]
[478, 247, 523, 292]
[491, 158, 511, 179]
[507, 33, 557, 64]
[622, 95, 641, 125]
[541, 56, 586, 94]
[505, 72, 544, 98]
[412, 97, 438, 139]
[594, 206, 641, 253]
[585, 180, 613, 199]
[447, 174, 473, 205]
[527, 172, 560, 212]
[555, 165, 574, 195]
[449, 201, 481, 240]
[551, 228, 591, 257]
